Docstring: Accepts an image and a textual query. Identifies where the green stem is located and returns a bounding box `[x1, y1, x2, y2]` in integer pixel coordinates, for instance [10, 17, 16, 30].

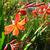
[24, 36, 36, 50]
[21, 19, 34, 41]
[31, 20, 47, 38]
[24, 42, 32, 50]
[21, 25, 33, 41]
[24, 26, 47, 50]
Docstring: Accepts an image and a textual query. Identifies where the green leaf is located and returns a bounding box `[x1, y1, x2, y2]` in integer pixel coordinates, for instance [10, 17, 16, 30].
[24, 20, 47, 50]
[21, 25, 33, 41]
[0, 32, 5, 50]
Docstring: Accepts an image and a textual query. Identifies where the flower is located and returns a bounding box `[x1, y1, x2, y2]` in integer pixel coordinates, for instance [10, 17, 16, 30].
[4, 14, 28, 36]
[38, 9, 44, 14]
[39, 4, 48, 10]
[32, 10, 37, 18]
[4, 44, 8, 50]
[37, 4, 50, 15]
[46, 8, 50, 14]
[38, 4, 48, 14]
[19, 9, 27, 15]
[4, 39, 21, 50]
[4, 39, 16, 50]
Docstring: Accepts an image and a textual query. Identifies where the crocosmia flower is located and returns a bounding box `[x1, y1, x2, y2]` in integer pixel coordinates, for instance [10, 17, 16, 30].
[39, 5, 48, 10]
[38, 4, 48, 14]
[38, 9, 44, 14]
[4, 13, 28, 36]
[32, 10, 37, 18]
[19, 9, 27, 15]
[4, 39, 21, 50]
[46, 8, 50, 14]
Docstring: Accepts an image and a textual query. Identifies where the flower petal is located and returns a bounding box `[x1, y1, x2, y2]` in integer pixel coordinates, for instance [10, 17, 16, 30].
[19, 9, 26, 15]
[18, 17, 28, 25]
[39, 5, 48, 10]
[46, 8, 50, 14]
[13, 27, 19, 36]
[10, 45, 15, 50]
[4, 44, 8, 50]
[17, 24, 25, 30]
[15, 14, 20, 23]
[10, 39, 16, 44]
[32, 10, 37, 18]
[4, 25, 13, 35]
[38, 9, 44, 14]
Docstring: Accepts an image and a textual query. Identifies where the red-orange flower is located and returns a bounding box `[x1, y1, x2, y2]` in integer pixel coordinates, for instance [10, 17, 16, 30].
[39, 5, 48, 10]
[4, 14, 28, 36]
[36, 2, 45, 7]
[19, 9, 27, 15]
[4, 39, 21, 50]
[38, 4, 48, 14]
[46, 8, 50, 14]
[38, 9, 44, 14]
[32, 10, 37, 18]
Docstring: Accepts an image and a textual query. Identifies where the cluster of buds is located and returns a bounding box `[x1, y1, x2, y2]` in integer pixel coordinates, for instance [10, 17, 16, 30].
[18, 2, 45, 16]
[4, 39, 22, 50]
[31, 3, 50, 18]
[17, 2, 50, 17]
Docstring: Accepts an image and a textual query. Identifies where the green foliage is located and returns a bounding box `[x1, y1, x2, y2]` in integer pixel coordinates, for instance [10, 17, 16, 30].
[0, 0, 50, 50]
[0, 32, 5, 50]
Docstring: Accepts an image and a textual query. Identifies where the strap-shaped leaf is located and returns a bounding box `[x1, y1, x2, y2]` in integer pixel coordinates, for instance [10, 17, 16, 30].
[24, 20, 47, 50]
[21, 25, 33, 41]
[0, 32, 5, 50]
[21, 19, 34, 41]
[24, 26, 47, 50]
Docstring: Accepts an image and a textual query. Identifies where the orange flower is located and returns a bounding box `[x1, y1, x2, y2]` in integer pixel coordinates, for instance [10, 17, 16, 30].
[4, 14, 28, 36]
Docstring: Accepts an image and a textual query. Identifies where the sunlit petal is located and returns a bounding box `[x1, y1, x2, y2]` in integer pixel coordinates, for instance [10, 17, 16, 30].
[4, 25, 14, 35]
[13, 27, 19, 36]
[15, 14, 20, 23]
[10, 45, 15, 50]
[18, 17, 28, 25]
[17, 24, 25, 30]
[4, 44, 8, 50]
